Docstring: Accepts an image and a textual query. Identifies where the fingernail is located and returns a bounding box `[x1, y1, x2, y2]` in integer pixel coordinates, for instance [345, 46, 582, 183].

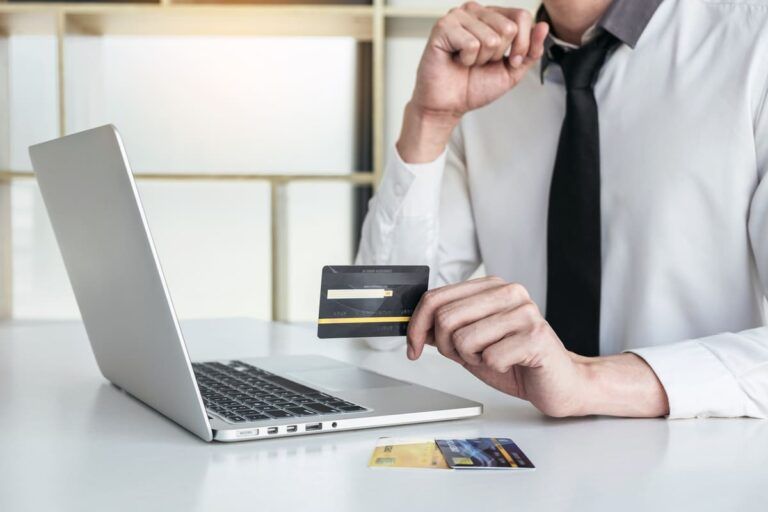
[407, 346, 414, 360]
[511, 55, 524, 67]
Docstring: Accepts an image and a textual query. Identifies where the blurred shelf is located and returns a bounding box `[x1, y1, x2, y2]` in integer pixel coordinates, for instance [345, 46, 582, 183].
[0, 170, 376, 184]
[169, 0, 371, 5]
[68, 5, 373, 38]
[0, 3, 375, 38]
[0, 3, 449, 37]
[0, 6, 57, 34]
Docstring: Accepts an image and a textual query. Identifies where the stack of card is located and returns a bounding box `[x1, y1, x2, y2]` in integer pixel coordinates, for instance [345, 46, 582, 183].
[368, 437, 535, 470]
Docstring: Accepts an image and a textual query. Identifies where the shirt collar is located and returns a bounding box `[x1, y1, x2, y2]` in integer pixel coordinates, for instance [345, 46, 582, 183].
[538, 0, 664, 82]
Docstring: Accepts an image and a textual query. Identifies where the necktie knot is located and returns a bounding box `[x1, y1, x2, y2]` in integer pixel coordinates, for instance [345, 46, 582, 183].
[551, 32, 618, 90]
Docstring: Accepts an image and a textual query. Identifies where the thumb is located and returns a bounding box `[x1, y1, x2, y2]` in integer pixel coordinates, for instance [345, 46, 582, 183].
[407, 329, 434, 360]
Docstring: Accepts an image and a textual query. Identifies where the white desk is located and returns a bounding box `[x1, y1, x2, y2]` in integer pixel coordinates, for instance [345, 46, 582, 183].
[1, 318, 766, 511]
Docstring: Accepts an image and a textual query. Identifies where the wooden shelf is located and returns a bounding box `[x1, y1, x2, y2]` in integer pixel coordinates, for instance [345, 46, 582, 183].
[169, 0, 370, 4]
[0, 6, 57, 35]
[0, 170, 376, 184]
[71, 5, 373, 38]
[0, 3, 451, 37]
[0, 3, 375, 38]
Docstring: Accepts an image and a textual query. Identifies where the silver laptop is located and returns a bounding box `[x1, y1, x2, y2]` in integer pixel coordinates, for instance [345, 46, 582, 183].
[29, 125, 482, 442]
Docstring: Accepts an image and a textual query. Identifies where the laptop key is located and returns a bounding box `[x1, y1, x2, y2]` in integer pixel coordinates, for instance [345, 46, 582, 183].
[263, 376, 319, 394]
[263, 409, 294, 419]
[243, 414, 270, 421]
[339, 405, 366, 412]
[305, 403, 338, 414]
[286, 407, 316, 417]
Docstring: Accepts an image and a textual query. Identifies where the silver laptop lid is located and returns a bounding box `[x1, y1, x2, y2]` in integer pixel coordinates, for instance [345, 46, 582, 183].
[30, 125, 212, 441]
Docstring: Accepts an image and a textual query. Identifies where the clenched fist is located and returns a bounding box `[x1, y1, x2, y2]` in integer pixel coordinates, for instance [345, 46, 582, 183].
[398, 2, 549, 163]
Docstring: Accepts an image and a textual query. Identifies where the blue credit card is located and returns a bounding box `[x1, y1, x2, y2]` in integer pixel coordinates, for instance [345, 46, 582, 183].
[435, 438, 535, 470]
[317, 265, 429, 339]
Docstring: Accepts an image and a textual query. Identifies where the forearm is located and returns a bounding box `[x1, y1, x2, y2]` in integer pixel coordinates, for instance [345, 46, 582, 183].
[396, 102, 460, 164]
[577, 353, 670, 417]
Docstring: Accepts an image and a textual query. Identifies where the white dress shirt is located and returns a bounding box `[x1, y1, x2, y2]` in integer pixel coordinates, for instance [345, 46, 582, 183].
[356, 0, 768, 419]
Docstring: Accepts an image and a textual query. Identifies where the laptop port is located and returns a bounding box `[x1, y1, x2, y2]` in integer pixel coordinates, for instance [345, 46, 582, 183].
[267, 427, 279, 435]
[305, 423, 322, 432]
[286, 425, 297, 433]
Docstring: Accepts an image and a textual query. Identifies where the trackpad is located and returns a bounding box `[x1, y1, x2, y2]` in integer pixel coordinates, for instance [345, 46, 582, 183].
[286, 368, 407, 392]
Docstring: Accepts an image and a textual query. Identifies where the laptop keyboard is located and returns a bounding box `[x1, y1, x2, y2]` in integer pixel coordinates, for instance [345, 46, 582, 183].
[192, 361, 367, 423]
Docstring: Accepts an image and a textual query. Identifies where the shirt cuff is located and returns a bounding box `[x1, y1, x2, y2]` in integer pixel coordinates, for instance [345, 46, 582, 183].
[375, 146, 447, 221]
[627, 338, 750, 419]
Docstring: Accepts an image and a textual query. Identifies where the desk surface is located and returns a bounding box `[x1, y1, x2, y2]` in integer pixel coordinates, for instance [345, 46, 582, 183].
[1, 318, 766, 512]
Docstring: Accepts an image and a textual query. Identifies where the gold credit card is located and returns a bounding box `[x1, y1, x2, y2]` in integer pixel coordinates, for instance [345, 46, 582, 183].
[317, 266, 429, 339]
[368, 438, 449, 469]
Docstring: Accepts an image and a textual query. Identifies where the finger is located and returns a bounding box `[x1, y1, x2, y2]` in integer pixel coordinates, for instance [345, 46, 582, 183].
[433, 283, 532, 362]
[407, 276, 505, 360]
[508, 10, 533, 67]
[525, 21, 550, 61]
[410, 328, 464, 366]
[481, 334, 534, 374]
[453, 301, 541, 364]
[433, 330, 466, 365]
[507, 22, 550, 83]
[432, 15, 483, 66]
[455, 9, 504, 66]
[447, 26, 483, 67]
[470, 7, 518, 61]
[408, 277, 504, 360]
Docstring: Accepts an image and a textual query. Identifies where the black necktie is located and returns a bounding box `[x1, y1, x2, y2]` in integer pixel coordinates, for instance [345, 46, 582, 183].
[545, 32, 619, 357]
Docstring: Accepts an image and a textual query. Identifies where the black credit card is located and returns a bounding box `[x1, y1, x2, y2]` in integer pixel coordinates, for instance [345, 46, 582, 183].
[317, 265, 429, 339]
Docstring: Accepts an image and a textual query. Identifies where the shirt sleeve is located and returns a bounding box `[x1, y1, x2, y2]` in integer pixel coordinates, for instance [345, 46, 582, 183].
[355, 127, 481, 288]
[356, 128, 481, 351]
[628, 85, 768, 420]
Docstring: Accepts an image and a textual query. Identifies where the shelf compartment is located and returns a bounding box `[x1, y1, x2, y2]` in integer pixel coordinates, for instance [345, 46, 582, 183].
[64, 5, 373, 38]
[0, 6, 58, 35]
[169, 0, 370, 5]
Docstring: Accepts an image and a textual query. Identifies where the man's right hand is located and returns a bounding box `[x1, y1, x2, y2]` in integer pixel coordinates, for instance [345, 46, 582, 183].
[397, 2, 549, 163]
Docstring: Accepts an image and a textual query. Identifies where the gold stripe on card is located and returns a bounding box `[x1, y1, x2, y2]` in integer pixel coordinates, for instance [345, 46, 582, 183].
[493, 439, 518, 468]
[318, 316, 411, 325]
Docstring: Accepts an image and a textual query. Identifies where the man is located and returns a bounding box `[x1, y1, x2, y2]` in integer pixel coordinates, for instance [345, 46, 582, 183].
[356, 0, 768, 418]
